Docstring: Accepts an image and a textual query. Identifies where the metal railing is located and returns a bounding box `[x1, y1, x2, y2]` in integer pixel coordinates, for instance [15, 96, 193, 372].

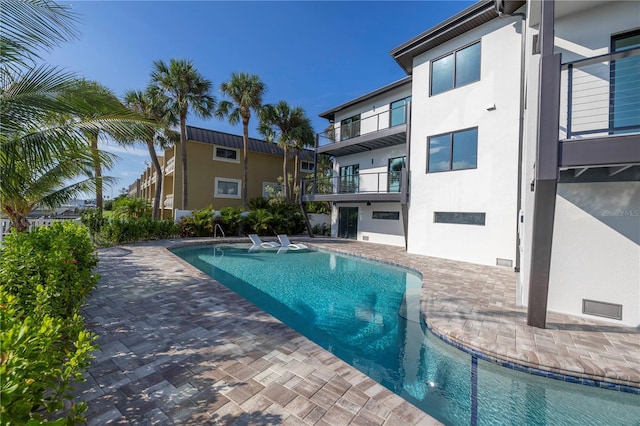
[165, 157, 175, 175]
[301, 170, 406, 196]
[319, 103, 409, 147]
[561, 47, 640, 140]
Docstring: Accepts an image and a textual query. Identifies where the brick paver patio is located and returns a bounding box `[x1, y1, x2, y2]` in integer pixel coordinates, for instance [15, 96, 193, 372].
[75, 237, 640, 424]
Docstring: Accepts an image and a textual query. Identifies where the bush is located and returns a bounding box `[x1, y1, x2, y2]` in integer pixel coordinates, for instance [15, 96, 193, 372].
[215, 207, 244, 237]
[112, 197, 151, 220]
[179, 207, 215, 238]
[98, 218, 180, 246]
[0, 222, 98, 424]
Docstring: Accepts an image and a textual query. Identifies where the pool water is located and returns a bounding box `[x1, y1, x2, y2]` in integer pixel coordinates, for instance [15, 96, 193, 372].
[173, 244, 640, 425]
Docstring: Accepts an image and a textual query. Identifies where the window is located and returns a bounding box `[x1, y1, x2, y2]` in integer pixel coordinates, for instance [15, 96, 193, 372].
[214, 146, 239, 162]
[372, 211, 400, 220]
[301, 161, 314, 173]
[214, 177, 241, 199]
[262, 182, 282, 198]
[340, 114, 361, 141]
[431, 42, 481, 95]
[434, 212, 485, 226]
[339, 164, 359, 193]
[611, 30, 640, 134]
[390, 97, 411, 127]
[428, 128, 478, 172]
[388, 156, 406, 192]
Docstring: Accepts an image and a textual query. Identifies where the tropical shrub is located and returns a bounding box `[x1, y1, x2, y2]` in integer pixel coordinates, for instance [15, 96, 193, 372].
[246, 208, 272, 235]
[179, 207, 215, 237]
[215, 207, 244, 236]
[112, 197, 151, 220]
[0, 222, 98, 424]
[98, 218, 179, 245]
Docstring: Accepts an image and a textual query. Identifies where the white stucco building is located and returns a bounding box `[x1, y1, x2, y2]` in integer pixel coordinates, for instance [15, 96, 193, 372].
[303, 0, 639, 327]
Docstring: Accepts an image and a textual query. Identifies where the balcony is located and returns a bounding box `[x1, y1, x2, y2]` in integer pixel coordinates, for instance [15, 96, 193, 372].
[165, 157, 175, 175]
[318, 103, 409, 157]
[163, 194, 173, 209]
[301, 170, 407, 204]
[559, 47, 640, 169]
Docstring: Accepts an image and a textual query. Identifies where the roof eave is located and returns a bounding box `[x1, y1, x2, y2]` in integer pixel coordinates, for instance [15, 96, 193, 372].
[319, 75, 412, 121]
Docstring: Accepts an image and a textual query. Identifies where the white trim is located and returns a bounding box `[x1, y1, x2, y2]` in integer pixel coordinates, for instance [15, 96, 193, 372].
[213, 145, 240, 163]
[215, 177, 242, 199]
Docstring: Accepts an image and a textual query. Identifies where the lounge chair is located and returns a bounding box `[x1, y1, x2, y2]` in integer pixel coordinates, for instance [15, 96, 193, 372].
[248, 234, 281, 248]
[277, 234, 309, 250]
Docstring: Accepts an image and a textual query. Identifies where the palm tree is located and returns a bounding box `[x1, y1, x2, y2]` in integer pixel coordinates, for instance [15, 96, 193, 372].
[124, 88, 177, 219]
[0, 142, 108, 232]
[258, 101, 314, 201]
[150, 59, 215, 210]
[215, 72, 266, 209]
[1, 1, 153, 230]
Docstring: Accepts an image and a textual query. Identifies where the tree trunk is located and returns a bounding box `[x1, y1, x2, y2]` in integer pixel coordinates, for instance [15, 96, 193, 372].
[90, 133, 103, 214]
[3, 205, 30, 232]
[180, 114, 188, 210]
[293, 152, 299, 201]
[147, 138, 162, 220]
[282, 146, 289, 201]
[242, 118, 249, 210]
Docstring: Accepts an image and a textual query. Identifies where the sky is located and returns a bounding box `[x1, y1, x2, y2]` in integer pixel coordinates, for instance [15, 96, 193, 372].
[41, 0, 475, 197]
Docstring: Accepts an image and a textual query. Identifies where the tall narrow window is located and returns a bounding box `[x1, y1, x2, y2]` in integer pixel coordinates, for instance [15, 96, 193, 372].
[340, 114, 361, 141]
[431, 42, 481, 96]
[339, 164, 359, 193]
[611, 31, 640, 134]
[427, 128, 478, 172]
[387, 156, 406, 192]
[390, 97, 411, 127]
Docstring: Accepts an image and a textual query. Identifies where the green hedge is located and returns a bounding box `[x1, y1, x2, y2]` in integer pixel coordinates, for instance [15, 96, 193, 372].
[0, 222, 98, 424]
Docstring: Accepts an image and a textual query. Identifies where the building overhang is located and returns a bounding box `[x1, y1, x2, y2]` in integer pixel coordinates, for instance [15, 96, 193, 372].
[301, 193, 403, 204]
[317, 125, 407, 157]
[559, 134, 640, 169]
[390, 0, 525, 74]
[319, 76, 412, 121]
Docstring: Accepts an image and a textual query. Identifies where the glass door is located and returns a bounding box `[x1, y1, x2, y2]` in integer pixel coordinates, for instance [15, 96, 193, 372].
[611, 31, 640, 133]
[338, 207, 358, 240]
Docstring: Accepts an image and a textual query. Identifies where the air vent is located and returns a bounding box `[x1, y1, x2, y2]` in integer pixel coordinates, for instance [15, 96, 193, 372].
[496, 258, 513, 268]
[582, 299, 622, 321]
[362, 235, 369, 241]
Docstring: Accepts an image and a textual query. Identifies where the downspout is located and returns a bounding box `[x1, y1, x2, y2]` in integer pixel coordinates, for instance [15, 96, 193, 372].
[496, 8, 526, 273]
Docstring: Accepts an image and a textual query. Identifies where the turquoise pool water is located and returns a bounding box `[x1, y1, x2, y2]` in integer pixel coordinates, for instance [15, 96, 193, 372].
[172, 244, 640, 425]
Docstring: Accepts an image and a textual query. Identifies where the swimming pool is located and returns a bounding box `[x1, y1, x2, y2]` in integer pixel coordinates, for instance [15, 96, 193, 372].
[172, 244, 640, 425]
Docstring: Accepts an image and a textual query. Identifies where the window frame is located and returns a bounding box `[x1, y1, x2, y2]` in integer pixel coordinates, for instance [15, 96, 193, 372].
[340, 114, 361, 141]
[213, 145, 240, 163]
[427, 127, 478, 173]
[300, 161, 315, 173]
[214, 177, 242, 199]
[389, 96, 411, 127]
[430, 40, 481, 96]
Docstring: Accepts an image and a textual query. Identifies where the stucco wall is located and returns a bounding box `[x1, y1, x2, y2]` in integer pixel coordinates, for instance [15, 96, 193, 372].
[548, 182, 640, 326]
[407, 16, 523, 266]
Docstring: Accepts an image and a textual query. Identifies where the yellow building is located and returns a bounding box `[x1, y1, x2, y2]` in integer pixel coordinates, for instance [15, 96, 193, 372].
[134, 125, 314, 218]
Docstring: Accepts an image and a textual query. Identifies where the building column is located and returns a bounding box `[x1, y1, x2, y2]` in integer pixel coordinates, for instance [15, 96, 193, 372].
[527, 0, 562, 328]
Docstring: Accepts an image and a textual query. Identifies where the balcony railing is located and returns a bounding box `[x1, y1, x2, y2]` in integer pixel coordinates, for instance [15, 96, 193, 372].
[561, 47, 640, 140]
[163, 194, 173, 209]
[319, 103, 409, 147]
[165, 157, 175, 175]
[301, 170, 406, 198]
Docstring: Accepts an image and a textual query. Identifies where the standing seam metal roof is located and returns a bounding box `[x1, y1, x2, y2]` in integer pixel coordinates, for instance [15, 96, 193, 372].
[186, 126, 313, 160]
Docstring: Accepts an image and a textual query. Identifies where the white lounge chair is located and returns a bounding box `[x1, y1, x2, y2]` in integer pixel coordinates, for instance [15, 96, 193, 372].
[248, 234, 281, 248]
[277, 234, 309, 250]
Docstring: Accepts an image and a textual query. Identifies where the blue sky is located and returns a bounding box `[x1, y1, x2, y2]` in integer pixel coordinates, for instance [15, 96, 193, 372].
[42, 0, 474, 196]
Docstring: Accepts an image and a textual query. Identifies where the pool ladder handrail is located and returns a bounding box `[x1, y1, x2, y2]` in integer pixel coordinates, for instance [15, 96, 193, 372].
[214, 223, 225, 238]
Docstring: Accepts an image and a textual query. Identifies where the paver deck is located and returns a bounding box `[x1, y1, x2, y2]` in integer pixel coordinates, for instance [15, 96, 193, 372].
[76, 237, 640, 424]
